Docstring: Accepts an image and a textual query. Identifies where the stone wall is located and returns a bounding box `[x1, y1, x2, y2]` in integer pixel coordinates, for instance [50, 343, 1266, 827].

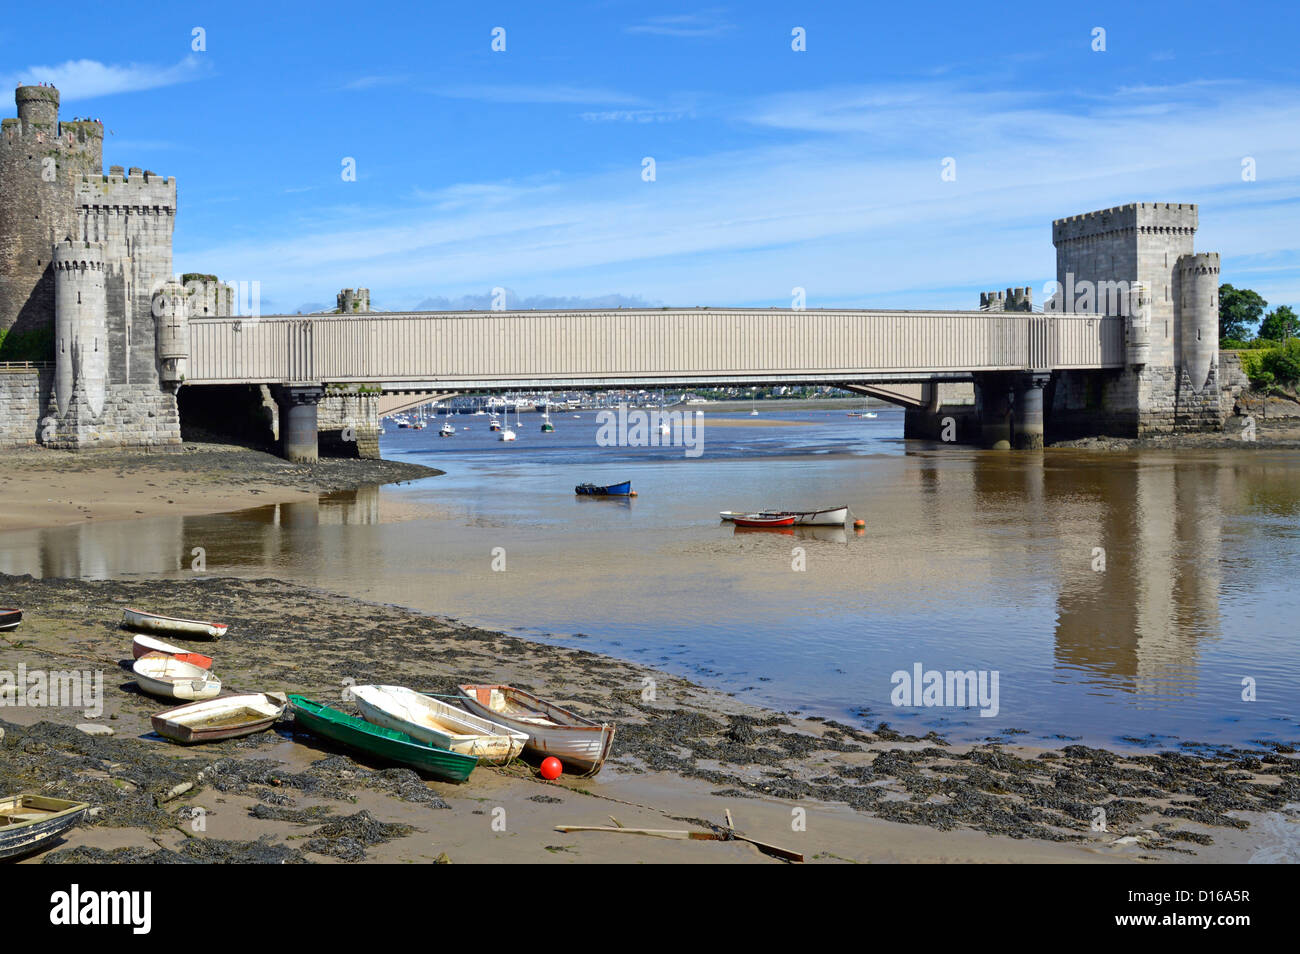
[318, 387, 380, 458]
[0, 364, 53, 445]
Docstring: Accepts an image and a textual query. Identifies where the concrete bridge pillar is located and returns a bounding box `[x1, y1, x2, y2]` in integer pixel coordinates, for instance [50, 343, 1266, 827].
[274, 385, 324, 463]
[1013, 373, 1050, 450]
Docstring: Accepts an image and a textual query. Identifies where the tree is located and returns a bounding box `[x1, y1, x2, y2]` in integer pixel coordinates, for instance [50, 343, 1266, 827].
[1258, 304, 1299, 342]
[1218, 284, 1268, 342]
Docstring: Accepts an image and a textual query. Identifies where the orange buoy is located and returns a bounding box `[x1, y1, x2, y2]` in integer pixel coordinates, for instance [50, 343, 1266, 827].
[540, 757, 563, 780]
[853, 519, 865, 529]
[628, 490, 638, 497]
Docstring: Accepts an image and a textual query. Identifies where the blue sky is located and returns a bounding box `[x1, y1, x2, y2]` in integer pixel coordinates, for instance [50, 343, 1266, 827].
[3, 1, 1298, 316]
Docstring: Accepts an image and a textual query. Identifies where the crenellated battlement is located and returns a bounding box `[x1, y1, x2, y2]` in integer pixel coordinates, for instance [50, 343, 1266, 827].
[76, 169, 177, 214]
[1177, 252, 1220, 275]
[1053, 202, 1198, 243]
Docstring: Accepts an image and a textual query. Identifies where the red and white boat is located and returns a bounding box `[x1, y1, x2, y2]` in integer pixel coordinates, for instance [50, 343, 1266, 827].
[731, 513, 796, 529]
[131, 634, 214, 670]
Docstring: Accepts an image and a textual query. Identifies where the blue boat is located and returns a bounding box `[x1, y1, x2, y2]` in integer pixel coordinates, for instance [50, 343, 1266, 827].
[575, 480, 633, 496]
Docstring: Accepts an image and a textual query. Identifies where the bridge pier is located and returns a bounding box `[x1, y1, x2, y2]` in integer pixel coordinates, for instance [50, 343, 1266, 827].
[274, 385, 324, 463]
[1013, 373, 1050, 450]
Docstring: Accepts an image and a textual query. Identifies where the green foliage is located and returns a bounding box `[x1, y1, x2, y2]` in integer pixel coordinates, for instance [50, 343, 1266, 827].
[1219, 284, 1268, 342]
[1259, 305, 1299, 342]
[1261, 339, 1300, 385]
[0, 325, 55, 362]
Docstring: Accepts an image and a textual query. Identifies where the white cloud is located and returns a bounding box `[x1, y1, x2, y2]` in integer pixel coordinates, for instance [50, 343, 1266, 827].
[179, 81, 1300, 311]
[6, 56, 209, 101]
[433, 84, 645, 106]
[625, 11, 735, 38]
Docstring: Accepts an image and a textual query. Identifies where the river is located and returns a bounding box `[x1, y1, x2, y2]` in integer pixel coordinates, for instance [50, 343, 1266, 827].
[2, 405, 1297, 750]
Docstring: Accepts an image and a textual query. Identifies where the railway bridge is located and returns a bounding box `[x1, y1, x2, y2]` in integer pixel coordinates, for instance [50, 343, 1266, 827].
[182, 306, 1126, 459]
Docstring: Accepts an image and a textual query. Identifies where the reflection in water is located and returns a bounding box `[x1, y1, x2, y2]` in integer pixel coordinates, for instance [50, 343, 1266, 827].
[1, 416, 1297, 748]
[0, 486, 383, 580]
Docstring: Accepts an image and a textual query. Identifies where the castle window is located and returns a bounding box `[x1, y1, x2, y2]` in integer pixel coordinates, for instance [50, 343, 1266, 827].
[78, 292, 81, 304]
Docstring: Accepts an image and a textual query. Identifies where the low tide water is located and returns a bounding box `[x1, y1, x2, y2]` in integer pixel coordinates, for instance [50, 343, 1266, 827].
[4, 406, 1298, 750]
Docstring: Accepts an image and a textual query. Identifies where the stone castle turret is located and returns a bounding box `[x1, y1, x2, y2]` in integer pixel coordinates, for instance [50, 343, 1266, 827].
[337, 287, 370, 313]
[0, 85, 186, 447]
[979, 287, 1033, 312]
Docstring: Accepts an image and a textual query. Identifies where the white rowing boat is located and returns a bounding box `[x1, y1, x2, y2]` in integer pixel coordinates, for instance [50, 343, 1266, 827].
[123, 607, 227, 640]
[351, 685, 527, 764]
[132, 653, 222, 701]
[457, 684, 615, 775]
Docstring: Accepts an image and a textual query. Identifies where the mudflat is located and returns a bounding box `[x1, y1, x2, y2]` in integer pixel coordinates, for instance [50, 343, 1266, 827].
[2, 570, 1295, 864]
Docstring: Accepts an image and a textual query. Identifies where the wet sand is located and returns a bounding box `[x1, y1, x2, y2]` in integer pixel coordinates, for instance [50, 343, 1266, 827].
[2, 571, 1296, 864]
[0, 444, 439, 533]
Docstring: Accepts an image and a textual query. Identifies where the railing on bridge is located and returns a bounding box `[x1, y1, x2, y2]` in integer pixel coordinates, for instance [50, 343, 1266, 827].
[186, 310, 1125, 387]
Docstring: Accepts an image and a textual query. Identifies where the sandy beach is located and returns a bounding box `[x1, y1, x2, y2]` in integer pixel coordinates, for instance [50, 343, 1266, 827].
[1, 446, 1297, 864]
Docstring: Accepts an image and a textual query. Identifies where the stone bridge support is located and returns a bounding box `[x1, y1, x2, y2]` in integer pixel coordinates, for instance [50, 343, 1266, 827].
[274, 385, 324, 463]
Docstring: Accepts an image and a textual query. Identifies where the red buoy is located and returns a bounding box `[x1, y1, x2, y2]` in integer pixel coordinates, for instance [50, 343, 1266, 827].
[540, 757, 563, 780]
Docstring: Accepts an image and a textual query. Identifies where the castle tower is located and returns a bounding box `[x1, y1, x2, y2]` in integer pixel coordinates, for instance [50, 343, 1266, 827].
[1049, 203, 1221, 435]
[154, 280, 189, 386]
[1176, 252, 1219, 392]
[979, 287, 1032, 312]
[337, 287, 370, 313]
[52, 239, 108, 418]
[0, 86, 104, 354]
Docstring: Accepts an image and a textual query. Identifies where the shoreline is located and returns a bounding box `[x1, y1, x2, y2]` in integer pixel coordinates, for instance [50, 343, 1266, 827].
[1, 570, 1296, 864]
[0, 443, 441, 533]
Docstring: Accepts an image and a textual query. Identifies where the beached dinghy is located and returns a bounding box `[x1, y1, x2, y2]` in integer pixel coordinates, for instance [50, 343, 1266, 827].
[122, 607, 227, 640]
[0, 795, 90, 861]
[132, 653, 222, 701]
[352, 685, 527, 764]
[131, 634, 214, 670]
[151, 692, 287, 744]
[287, 695, 477, 783]
[457, 684, 615, 776]
[0, 607, 21, 631]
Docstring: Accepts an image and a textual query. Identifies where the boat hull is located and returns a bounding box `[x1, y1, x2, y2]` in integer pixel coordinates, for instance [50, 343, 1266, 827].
[0, 795, 90, 861]
[732, 514, 796, 528]
[575, 480, 632, 496]
[151, 693, 287, 744]
[123, 607, 227, 640]
[288, 695, 477, 782]
[457, 684, 615, 776]
[0, 608, 21, 632]
[131, 634, 213, 670]
[352, 685, 526, 764]
[132, 655, 222, 701]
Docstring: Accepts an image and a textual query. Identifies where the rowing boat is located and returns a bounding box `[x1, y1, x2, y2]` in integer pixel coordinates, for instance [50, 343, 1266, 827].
[287, 695, 477, 782]
[0, 608, 21, 632]
[731, 513, 796, 528]
[132, 653, 222, 701]
[151, 692, 288, 744]
[352, 685, 527, 764]
[0, 795, 90, 861]
[131, 634, 214, 670]
[122, 607, 227, 640]
[575, 480, 632, 496]
[719, 505, 848, 527]
[457, 684, 615, 776]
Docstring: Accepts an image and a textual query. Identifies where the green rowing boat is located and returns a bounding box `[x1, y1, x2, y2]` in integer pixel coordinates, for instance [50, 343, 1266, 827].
[287, 694, 477, 783]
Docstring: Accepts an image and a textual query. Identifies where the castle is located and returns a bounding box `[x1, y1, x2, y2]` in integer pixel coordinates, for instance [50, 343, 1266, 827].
[0, 83, 201, 447]
[0, 85, 1227, 454]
